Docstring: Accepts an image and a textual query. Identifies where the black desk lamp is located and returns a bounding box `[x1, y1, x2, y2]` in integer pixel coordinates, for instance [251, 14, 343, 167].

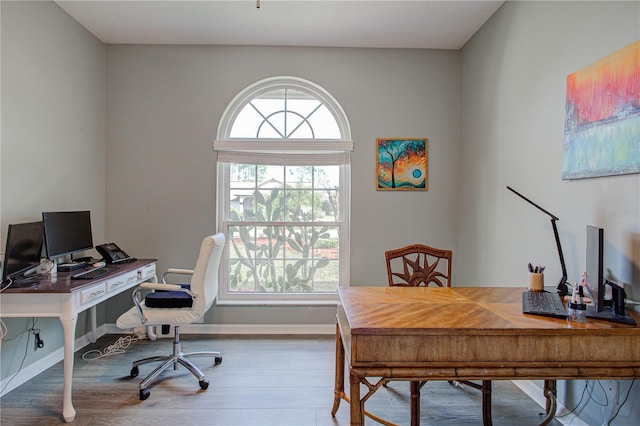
[507, 186, 569, 296]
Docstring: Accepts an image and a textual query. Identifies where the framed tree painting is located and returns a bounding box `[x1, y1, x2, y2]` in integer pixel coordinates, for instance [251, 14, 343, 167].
[562, 40, 639, 179]
[376, 138, 428, 190]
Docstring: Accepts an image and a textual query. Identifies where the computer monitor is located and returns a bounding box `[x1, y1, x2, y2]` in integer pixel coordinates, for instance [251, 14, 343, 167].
[585, 225, 604, 311]
[42, 211, 93, 261]
[2, 221, 45, 284]
[582, 225, 635, 325]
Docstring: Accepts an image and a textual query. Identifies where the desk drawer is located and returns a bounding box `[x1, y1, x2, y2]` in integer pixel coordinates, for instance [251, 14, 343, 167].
[107, 270, 138, 292]
[106, 274, 131, 292]
[79, 283, 107, 305]
[138, 264, 156, 281]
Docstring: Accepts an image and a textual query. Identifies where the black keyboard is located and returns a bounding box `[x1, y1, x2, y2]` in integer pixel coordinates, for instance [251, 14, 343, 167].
[71, 266, 117, 280]
[522, 291, 567, 318]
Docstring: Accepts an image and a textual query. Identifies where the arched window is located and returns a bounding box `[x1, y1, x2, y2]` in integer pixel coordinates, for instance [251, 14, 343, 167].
[214, 77, 352, 303]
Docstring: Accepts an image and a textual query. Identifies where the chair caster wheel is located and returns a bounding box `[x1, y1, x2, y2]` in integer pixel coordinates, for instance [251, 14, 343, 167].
[199, 380, 209, 390]
[130, 366, 139, 378]
[139, 388, 150, 400]
[214, 356, 223, 365]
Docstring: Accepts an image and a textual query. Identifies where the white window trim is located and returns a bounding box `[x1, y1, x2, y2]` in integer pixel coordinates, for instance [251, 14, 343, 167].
[217, 76, 352, 141]
[214, 77, 352, 305]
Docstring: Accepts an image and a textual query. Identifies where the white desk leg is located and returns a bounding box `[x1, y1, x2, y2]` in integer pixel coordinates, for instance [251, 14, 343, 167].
[60, 311, 78, 423]
[90, 306, 97, 343]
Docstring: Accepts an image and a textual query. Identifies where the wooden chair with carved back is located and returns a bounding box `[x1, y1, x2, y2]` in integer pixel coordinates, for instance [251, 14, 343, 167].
[384, 243, 493, 426]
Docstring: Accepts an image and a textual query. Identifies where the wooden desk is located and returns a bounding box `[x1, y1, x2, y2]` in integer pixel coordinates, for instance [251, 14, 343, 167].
[0, 259, 156, 422]
[331, 286, 640, 426]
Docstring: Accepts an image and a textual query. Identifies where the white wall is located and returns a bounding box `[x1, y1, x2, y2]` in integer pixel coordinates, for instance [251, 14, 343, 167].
[1, 0, 105, 382]
[104, 45, 461, 323]
[459, 1, 639, 292]
[459, 1, 639, 424]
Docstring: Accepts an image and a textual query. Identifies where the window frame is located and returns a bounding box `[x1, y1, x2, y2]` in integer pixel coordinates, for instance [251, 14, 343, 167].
[214, 77, 352, 304]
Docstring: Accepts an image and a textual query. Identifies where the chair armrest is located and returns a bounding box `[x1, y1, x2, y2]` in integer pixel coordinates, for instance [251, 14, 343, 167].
[140, 282, 196, 298]
[161, 268, 194, 283]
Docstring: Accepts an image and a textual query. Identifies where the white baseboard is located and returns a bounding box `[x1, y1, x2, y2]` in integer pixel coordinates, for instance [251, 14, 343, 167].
[104, 322, 336, 336]
[512, 380, 589, 426]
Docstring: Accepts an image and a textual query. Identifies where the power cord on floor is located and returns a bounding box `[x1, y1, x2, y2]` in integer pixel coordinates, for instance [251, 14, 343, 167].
[81, 334, 140, 360]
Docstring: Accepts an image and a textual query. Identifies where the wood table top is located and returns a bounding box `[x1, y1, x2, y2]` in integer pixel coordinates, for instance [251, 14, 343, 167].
[338, 286, 640, 336]
[337, 286, 640, 373]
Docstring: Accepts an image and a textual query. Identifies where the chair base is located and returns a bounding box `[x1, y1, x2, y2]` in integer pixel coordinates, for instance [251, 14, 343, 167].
[130, 325, 222, 400]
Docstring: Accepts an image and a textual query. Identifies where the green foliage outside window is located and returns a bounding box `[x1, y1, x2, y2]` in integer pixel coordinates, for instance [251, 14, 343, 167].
[227, 165, 340, 294]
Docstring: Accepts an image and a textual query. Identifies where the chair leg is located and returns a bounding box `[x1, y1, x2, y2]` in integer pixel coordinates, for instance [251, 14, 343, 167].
[410, 381, 421, 426]
[130, 325, 222, 399]
[481, 380, 492, 426]
[139, 358, 175, 390]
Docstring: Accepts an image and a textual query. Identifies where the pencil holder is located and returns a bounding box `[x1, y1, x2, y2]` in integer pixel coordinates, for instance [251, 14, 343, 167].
[528, 272, 544, 292]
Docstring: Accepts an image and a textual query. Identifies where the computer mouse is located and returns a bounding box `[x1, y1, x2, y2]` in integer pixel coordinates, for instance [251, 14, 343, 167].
[92, 261, 106, 268]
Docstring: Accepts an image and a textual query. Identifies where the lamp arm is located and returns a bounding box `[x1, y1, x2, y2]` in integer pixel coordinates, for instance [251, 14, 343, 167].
[507, 186, 568, 295]
[551, 218, 568, 295]
[507, 186, 559, 220]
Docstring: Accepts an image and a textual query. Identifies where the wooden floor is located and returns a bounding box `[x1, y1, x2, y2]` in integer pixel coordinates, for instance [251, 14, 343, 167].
[1, 334, 563, 425]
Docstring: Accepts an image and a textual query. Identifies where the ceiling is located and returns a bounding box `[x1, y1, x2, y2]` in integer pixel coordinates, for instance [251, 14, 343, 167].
[55, 0, 505, 50]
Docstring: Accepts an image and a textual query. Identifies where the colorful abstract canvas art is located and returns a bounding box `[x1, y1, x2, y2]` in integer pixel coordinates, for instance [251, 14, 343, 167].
[376, 138, 428, 190]
[562, 41, 640, 179]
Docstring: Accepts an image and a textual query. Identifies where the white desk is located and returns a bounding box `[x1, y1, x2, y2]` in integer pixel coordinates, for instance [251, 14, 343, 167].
[0, 259, 156, 422]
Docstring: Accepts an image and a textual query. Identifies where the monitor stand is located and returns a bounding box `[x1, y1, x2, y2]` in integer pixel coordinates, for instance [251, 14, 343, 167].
[586, 305, 636, 326]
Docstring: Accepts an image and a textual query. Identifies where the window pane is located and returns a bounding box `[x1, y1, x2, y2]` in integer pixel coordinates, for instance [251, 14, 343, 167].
[314, 228, 339, 260]
[248, 190, 281, 222]
[284, 190, 313, 222]
[284, 259, 313, 293]
[287, 112, 313, 139]
[288, 98, 321, 116]
[228, 225, 254, 259]
[258, 113, 285, 138]
[314, 189, 338, 221]
[287, 166, 313, 189]
[314, 165, 339, 188]
[228, 258, 257, 292]
[259, 165, 284, 188]
[230, 163, 256, 182]
[313, 260, 340, 293]
[230, 107, 263, 138]
[256, 259, 284, 293]
[307, 105, 341, 139]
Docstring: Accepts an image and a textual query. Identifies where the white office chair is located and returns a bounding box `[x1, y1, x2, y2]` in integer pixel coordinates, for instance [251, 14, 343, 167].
[116, 233, 225, 400]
